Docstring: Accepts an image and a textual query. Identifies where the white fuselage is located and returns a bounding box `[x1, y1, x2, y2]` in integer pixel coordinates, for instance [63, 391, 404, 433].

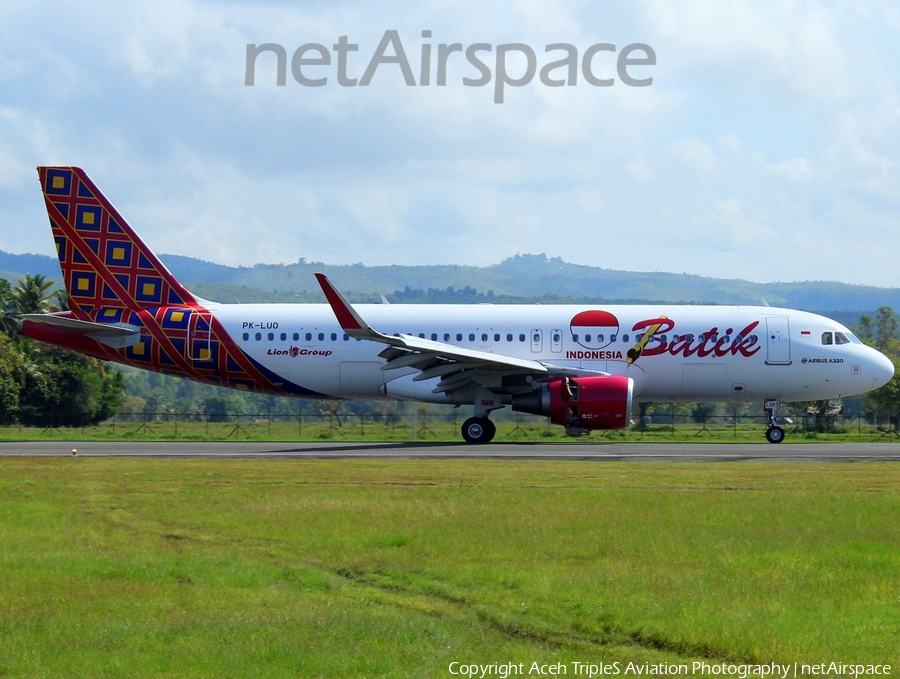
[206, 302, 893, 404]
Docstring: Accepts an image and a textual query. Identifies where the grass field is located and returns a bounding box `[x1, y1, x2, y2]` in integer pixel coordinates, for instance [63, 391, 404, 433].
[3, 415, 899, 443]
[0, 459, 898, 677]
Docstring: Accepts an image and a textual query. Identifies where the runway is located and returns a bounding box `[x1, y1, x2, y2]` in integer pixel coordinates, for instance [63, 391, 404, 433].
[3, 440, 900, 461]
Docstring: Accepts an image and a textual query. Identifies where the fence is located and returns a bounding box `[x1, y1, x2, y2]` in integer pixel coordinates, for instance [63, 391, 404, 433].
[3, 409, 900, 442]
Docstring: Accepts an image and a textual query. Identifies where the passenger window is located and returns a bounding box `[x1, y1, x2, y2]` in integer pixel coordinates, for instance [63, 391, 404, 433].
[585, 333, 592, 342]
[343, 334, 350, 341]
[659, 334, 667, 342]
[418, 333, 425, 338]
[835, 332, 850, 345]
[610, 334, 617, 342]
[553, 332, 560, 342]
[305, 332, 312, 341]
[494, 333, 500, 342]
[293, 332, 299, 341]
[431, 333, 437, 341]
[331, 333, 337, 341]
[532, 332, 540, 343]
[622, 334, 629, 342]
[444, 333, 450, 341]
[519, 334, 526, 342]
[318, 332, 324, 341]
[481, 333, 488, 342]
[822, 332, 833, 345]
[507, 333, 513, 342]
[469, 333, 475, 342]
[268, 332, 274, 341]
[280, 332, 287, 341]
[255, 332, 261, 341]
[457, 333, 463, 341]
[242, 332, 249, 341]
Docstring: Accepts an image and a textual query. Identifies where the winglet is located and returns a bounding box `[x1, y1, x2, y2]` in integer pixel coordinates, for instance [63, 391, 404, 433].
[315, 273, 370, 335]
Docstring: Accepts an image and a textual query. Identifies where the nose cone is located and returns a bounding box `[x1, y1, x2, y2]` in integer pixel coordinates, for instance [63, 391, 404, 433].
[871, 349, 895, 390]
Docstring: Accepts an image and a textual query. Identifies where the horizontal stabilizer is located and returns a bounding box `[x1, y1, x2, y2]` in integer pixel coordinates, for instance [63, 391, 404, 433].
[19, 314, 142, 349]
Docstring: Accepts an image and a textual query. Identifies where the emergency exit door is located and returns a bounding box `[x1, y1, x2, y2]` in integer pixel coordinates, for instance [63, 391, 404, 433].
[531, 329, 543, 353]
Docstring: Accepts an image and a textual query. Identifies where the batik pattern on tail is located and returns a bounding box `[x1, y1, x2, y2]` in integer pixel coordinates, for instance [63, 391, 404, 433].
[34, 166, 320, 396]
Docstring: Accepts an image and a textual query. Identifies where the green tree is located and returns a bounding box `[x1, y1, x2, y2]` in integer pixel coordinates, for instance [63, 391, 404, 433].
[201, 392, 251, 422]
[859, 307, 900, 423]
[0, 333, 23, 423]
[875, 306, 900, 353]
[51, 289, 70, 312]
[855, 314, 875, 344]
[0, 279, 17, 337]
[12, 274, 55, 315]
[17, 344, 125, 427]
[691, 402, 718, 424]
[144, 390, 171, 420]
[863, 352, 900, 425]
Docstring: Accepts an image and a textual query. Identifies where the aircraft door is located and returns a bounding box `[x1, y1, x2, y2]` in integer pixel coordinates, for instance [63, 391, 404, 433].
[766, 316, 791, 365]
[475, 328, 492, 351]
[188, 310, 214, 363]
[531, 329, 543, 353]
[551, 329, 563, 353]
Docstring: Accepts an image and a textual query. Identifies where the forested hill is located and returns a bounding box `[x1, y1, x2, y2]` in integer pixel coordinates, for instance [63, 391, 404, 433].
[3, 249, 900, 314]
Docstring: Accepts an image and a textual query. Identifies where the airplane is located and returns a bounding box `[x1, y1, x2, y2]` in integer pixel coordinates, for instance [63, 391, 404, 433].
[18, 166, 895, 444]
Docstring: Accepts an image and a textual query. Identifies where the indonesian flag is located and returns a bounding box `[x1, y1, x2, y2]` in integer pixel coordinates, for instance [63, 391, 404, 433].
[570, 310, 619, 350]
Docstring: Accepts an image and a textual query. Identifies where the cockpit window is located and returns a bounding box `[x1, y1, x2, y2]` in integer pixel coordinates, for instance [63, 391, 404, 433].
[846, 332, 863, 344]
[821, 332, 833, 345]
[834, 332, 851, 345]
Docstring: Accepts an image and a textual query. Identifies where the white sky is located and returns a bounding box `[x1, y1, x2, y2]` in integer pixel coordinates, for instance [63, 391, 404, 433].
[1, 1, 899, 286]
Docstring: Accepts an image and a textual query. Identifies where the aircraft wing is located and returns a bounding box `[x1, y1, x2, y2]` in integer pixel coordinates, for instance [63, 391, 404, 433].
[316, 273, 604, 394]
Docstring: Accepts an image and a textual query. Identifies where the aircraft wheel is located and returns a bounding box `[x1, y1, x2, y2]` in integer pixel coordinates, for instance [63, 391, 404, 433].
[462, 417, 495, 444]
[765, 426, 785, 444]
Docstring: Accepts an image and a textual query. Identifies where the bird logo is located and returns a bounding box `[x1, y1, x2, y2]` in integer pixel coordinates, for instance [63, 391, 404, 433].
[627, 316, 671, 365]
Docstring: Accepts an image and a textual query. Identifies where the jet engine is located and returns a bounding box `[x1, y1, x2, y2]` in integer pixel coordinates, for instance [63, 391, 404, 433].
[512, 375, 634, 430]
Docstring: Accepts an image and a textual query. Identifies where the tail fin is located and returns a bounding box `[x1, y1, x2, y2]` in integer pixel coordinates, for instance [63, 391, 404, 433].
[37, 166, 198, 318]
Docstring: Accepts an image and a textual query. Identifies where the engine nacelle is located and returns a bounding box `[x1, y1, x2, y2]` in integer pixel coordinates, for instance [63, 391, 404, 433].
[512, 375, 634, 430]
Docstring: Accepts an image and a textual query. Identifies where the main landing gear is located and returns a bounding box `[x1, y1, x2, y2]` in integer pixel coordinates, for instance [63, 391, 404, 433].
[764, 399, 785, 444]
[461, 388, 503, 444]
[461, 417, 496, 444]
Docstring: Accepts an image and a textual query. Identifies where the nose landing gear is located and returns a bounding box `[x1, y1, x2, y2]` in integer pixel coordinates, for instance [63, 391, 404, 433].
[764, 399, 785, 444]
[765, 425, 785, 444]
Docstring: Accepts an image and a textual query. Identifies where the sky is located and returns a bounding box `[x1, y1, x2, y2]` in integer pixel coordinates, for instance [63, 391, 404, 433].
[1, 1, 899, 286]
